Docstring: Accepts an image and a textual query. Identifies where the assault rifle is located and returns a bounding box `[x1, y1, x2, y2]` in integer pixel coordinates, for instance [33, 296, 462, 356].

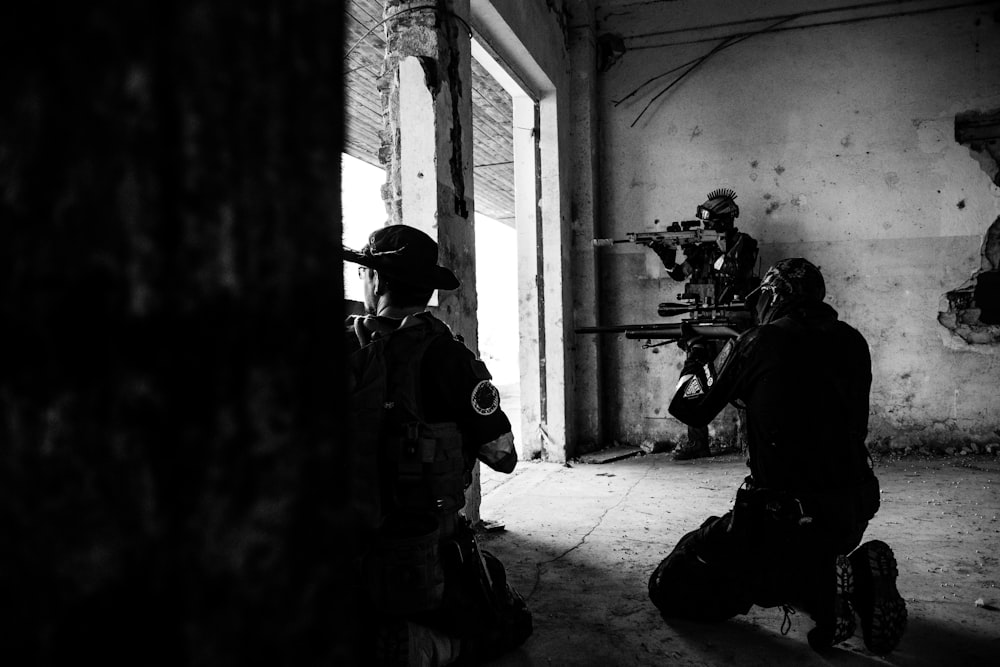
[591, 222, 722, 249]
[578, 219, 756, 348]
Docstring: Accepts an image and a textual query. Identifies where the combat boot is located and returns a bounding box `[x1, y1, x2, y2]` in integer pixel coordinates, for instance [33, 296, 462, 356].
[806, 554, 857, 651]
[849, 540, 907, 655]
[674, 425, 711, 460]
[673, 444, 712, 460]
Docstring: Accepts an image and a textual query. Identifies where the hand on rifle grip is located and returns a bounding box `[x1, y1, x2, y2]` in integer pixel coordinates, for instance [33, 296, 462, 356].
[677, 322, 712, 360]
[649, 240, 677, 269]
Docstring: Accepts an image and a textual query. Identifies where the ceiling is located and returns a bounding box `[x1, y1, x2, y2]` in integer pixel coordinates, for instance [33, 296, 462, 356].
[343, 1, 516, 227]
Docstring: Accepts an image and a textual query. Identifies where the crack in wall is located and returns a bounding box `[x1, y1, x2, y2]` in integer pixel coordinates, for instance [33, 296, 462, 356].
[445, 13, 468, 218]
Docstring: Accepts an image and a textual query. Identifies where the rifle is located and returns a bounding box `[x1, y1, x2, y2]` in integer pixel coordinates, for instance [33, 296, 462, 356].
[575, 302, 750, 349]
[580, 220, 758, 348]
[592, 222, 721, 249]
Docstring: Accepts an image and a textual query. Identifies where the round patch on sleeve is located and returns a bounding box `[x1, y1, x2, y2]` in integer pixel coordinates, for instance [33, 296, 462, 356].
[471, 380, 501, 416]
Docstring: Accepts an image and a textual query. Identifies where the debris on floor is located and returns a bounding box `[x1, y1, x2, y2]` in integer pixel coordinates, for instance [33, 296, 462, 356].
[580, 445, 643, 464]
[479, 519, 506, 533]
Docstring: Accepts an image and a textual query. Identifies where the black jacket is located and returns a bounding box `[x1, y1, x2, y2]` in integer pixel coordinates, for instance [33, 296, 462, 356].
[669, 301, 875, 496]
[346, 312, 517, 474]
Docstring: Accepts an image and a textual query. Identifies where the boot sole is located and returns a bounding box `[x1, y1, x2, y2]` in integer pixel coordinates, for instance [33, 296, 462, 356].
[853, 540, 907, 655]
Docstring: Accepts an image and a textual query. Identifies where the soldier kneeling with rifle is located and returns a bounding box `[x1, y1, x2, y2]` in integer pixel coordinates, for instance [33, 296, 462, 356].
[648, 258, 907, 655]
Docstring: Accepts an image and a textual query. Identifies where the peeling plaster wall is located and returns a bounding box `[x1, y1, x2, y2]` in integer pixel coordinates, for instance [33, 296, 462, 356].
[381, 0, 484, 517]
[380, 2, 478, 360]
[594, 1, 1000, 450]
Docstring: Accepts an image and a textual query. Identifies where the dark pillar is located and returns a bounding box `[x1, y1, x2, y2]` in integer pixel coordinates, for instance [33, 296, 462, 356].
[1, 3, 352, 664]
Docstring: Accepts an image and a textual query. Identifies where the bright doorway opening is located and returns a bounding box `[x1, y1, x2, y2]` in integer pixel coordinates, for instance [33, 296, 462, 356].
[341, 153, 385, 305]
[470, 38, 530, 503]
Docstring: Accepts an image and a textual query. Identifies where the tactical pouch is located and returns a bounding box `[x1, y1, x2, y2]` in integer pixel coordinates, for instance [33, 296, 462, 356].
[730, 485, 810, 539]
[390, 421, 466, 515]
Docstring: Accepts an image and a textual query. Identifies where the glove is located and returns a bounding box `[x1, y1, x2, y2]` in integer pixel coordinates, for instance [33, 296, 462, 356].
[676, 321, 699, 351]
[648, 241, 677, 269]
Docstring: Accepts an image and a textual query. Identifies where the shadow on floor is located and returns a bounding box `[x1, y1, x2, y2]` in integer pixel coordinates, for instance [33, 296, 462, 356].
[478, 455, 1000, 666]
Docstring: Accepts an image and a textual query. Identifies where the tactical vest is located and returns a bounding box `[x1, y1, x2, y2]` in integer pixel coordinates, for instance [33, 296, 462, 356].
[348, 313, 467, 523]
[349, 313, 469, 615]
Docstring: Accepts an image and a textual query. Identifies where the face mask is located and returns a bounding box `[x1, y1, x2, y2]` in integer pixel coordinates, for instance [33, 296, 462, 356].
[754, 289, 775, 324]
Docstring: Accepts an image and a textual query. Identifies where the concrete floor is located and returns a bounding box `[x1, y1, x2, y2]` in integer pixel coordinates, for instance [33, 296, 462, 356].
[478, 452, 1000, 666]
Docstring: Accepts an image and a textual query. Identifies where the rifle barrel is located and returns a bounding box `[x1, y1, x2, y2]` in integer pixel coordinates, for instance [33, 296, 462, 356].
[657, 301, 748, 317]
[574, 322, 741, 339]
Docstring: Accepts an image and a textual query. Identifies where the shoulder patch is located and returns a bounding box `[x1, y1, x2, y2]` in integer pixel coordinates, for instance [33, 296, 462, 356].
[682, 375, 704, 398]
[471, 379, 501, 416]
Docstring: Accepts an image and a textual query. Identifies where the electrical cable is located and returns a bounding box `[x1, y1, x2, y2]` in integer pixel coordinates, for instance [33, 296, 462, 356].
[622, 0, 988, 124]
[628, 0, 993, 49]
[626, 15, 799, 128]
[613, 38, 738, 108]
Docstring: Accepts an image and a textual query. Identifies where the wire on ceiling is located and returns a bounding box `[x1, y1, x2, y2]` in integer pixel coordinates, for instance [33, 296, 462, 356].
[623, 15, 800, 128]
[616, 0, 995, 127]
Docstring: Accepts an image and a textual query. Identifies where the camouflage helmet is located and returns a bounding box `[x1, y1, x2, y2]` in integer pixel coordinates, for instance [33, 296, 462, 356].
[696, 188, 739, 227]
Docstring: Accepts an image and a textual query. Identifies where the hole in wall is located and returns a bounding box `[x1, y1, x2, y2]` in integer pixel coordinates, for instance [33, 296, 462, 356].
[938, 215, 1000, 343]
[937, 112, 1000, 345]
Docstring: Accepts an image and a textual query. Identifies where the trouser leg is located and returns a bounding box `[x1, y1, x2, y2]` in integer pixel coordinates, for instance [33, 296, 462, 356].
[648, 513, 753, 622]
[674, 424, 711, 460]
[757, 522, 862, 651]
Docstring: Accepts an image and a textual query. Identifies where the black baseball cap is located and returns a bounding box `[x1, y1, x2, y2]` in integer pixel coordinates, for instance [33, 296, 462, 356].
[342, 224, 460, 290]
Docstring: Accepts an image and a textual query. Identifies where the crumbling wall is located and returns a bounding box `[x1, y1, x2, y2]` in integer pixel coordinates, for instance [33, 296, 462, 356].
[377, 0, 487, 517]
[938, 109, 1000, 347]
[594, 2, 1000, 453]
[939, 215, 1000, 345]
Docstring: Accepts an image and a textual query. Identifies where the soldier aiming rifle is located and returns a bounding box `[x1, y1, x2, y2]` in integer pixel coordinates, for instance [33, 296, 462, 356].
[578, 188, 760, 459]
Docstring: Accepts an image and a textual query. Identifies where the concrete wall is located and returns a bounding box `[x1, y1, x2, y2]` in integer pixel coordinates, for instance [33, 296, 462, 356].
[592, 1, 1000, 451]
